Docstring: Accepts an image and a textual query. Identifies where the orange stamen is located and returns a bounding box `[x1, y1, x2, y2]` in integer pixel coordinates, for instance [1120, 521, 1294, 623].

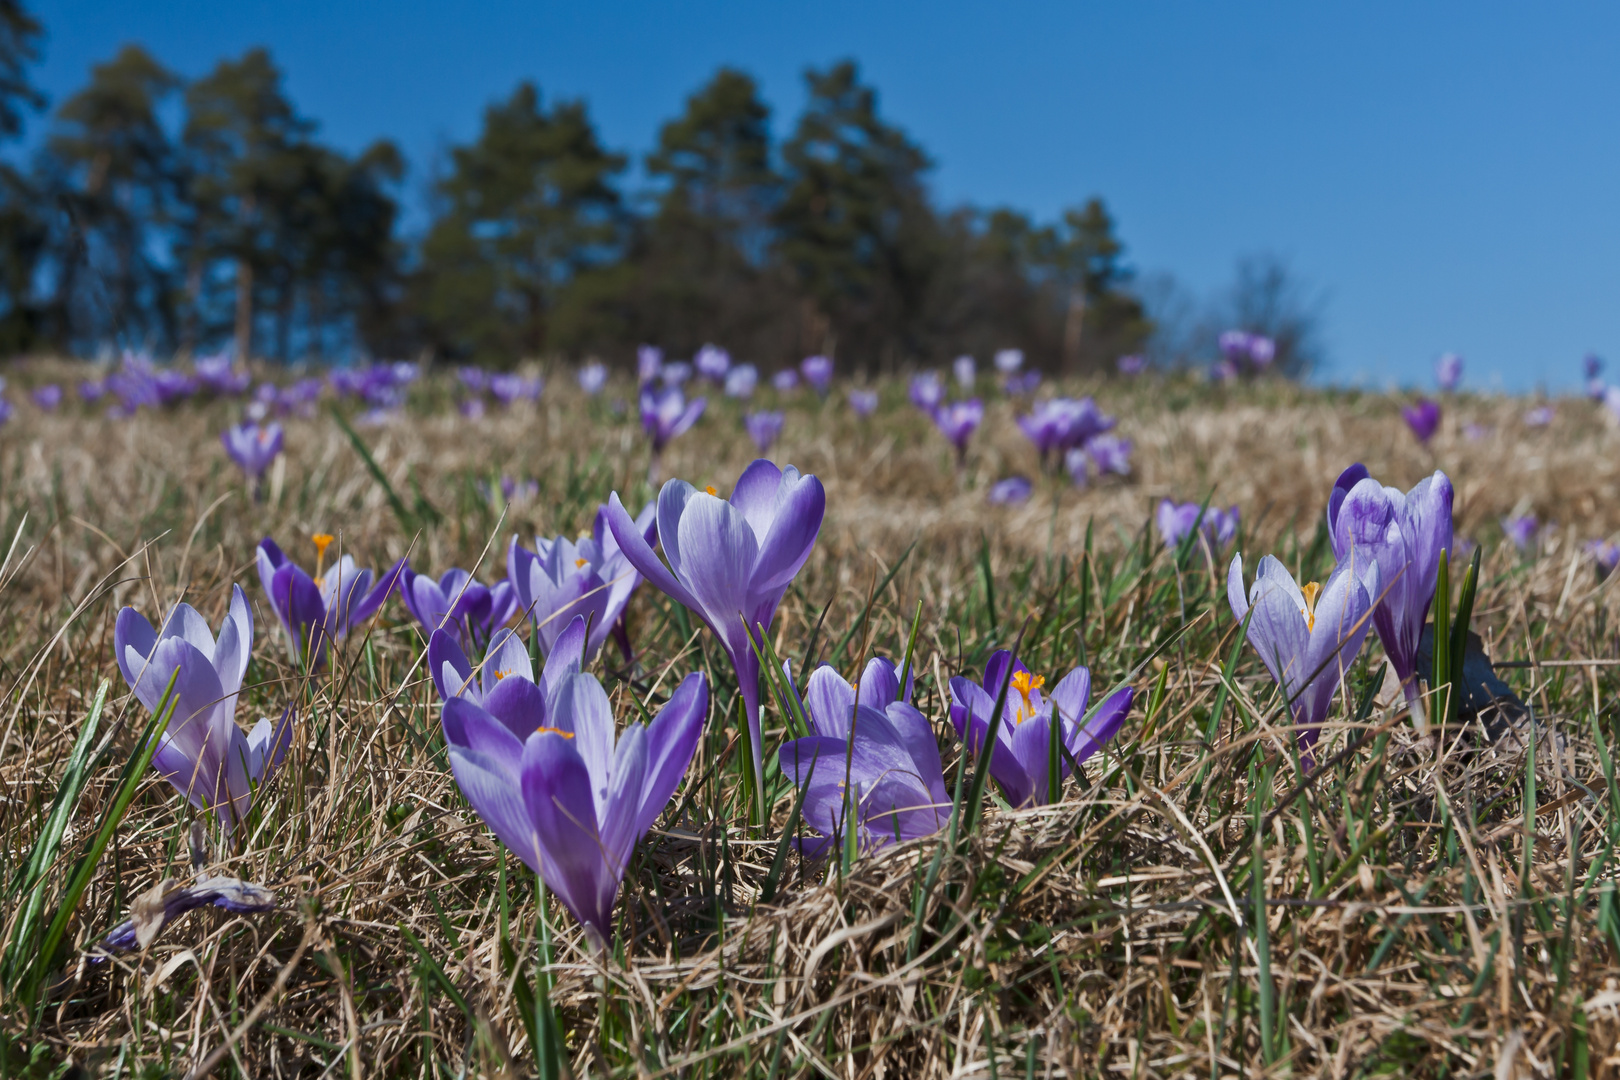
[1009, 670, 1045, 724]
[1300, 581, 1322, 632]
[535, 726, 574, 739]
[575, 557, 589, 568]
[705, 484, 719, 496]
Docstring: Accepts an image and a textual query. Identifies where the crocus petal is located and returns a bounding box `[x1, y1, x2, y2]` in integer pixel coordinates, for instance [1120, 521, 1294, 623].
[1067, 685, 1133, 766]
[428, 629, 475, 702]
[481, 673, 548, 743]
[1048, 666, 1092, 725]
[949, 676, 1033, 807]
[545, 671, 618, 814]
[806, 664, 856, 740]
[728, 459, 784, 540]
[114, 608, 158, 694]
[675, 494, 759, 636]
[481, 626, 534, 699]
[520, 733, 617, 947]
[449, 740, 542, 877]
[605, 491, 699, 613]
[749, 469, 825, 596]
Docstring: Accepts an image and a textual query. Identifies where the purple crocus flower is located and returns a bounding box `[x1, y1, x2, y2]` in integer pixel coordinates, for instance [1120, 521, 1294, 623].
[637, 345, 663, 385]
[1157, 500, 1205, 548]
[578, 362, 608, 396]
[1227, 552, 1378, 765]
[932, 399, 984, 464]
[778, 657, 947, 857]
[1205, 506, 1241, 547]
[1524, 405, 1554, 427]
[31, 384, 61, 410]
[1464, 423, 1493, 441]
[994, 349, 1023, 374]
[745, 410, 784, 454]
[1502, 514, 1538, 551]
[1435, 352, 1463, 391]
[1017, 397, 1115, 464]
[1218, 330, 1253, 363]
[1248, 336, 1276, 366]
[460, 398, 486, 420]
[1085, 434, 1133, 476]
[1589, 377, 1608, 401]
[399, 566, 519, 652]
[255, 535, 404, 667]
[949, 651, 1133, 807]
[988, 477, 1032, 505]
[662, 361, 693, 386]
[1605, 386, 1620, 424]
[430, 617, 707, 949]
[909, 372, 943, 413]
[1117, 354, 1147, 376]
[1326, 463, 1454, 716]
[953, 355, 976, 388]
[1210, 358, 1239, 383]
[1403, 400, 1441, 444]
[490, 373, 543, 405]
[194, 352, 250, 395]
[848, 388, 879, 417]
[1585, 540, 1620, 578]
[800, 355, 834, 394]
[1064, 447, 1089, 488]
[1585, 352, 1605, 380]
[725, 364, 758, 399]
[508, 501, 657, 662]
[221, 422, 283, 495]
[113, 585, 292, 832]
[456, 366, 489, 394]
[772, 369, 800, 393]
[1004, 370, 1042, 395]
[605, 460, 825, 791]
[695, 344, 731, 381]
[79, 379, 106, 403]
[640, 386, 706, 469]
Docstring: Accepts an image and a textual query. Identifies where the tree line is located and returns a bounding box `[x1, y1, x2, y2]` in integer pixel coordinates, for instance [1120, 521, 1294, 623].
[0, 3, 1288, 374]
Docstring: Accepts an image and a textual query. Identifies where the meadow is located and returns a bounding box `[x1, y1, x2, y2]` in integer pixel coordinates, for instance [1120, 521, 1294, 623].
[1, 358, 1618, 1078]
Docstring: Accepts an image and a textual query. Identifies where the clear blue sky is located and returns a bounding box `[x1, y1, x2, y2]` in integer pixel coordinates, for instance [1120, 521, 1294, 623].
[27, 0, 1620, 391]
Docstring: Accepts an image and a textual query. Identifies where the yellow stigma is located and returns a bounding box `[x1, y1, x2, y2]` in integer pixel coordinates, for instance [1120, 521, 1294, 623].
[535, 726, 575, 739]
[311, 533, 335, 586]
[1300, 581, 1322, 632]
[1010, 670, 1045, 724]
[705, 484, 719, 496]
[575, 557, 589, 568]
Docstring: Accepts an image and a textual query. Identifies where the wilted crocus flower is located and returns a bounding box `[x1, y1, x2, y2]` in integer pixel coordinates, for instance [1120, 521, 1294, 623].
[578, 361, 608, 396]
[1585, 540, 1620, 579]
[1117, 354, 1147, 376]
[1502, 514, 1539, 551]
[430, 617, 707, 949]
[1402, 399, 1441, 444]
[1524, 405, 1554, 427]
[1017, 397, 1115, 464]
[637, 345, 663, 385]
[932, 400, 984, 464]
[1435, 352, 1463, 391]
[949, 650, 1133, 807]
[772, 368, 800, 393]
[800, 354, 834, 394]
[778, 657, 947, 856]
[114, 585, 292, 832]
[695, 344, 731, 381]
[30, 384, 60, 410]
[994, 349, 1024, 374]
[221, 422, 283, 498]
[1085, 434, 1132, 476]
[725, 364, 758, 399]
[256, 535, 404, 666]
[848, 388, 879, 417]
[490, 373, 543, 406]
[909, 371, 943, 413]
[399, 566, 518, 652]
[953, 355, 976, 388]
[987, 477, 1032, 505]
[640, 386, 706, 473]
[745, 410, 784, 453]
[1227, 553, 1377, 765]
[1326, 463, 1454, 714]
[508, 501, 657, 662]
[102, 867, 276, 951]
[606, 459, 824, 790]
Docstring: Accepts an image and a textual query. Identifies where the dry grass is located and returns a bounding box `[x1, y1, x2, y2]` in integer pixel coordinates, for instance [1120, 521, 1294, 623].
[0, 364, 1618, 1077]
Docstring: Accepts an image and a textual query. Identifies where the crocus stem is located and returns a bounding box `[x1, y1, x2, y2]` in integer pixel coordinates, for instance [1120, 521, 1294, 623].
[1402, 677, 1429, 734]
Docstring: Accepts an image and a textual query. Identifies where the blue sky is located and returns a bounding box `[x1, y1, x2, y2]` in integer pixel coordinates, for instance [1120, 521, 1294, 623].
[26, 1, 1620, 391]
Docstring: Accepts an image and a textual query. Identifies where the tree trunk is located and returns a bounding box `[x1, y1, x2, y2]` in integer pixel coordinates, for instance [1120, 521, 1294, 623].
[1062, 287, 1087, 372]
[234, 257, 253, 362]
